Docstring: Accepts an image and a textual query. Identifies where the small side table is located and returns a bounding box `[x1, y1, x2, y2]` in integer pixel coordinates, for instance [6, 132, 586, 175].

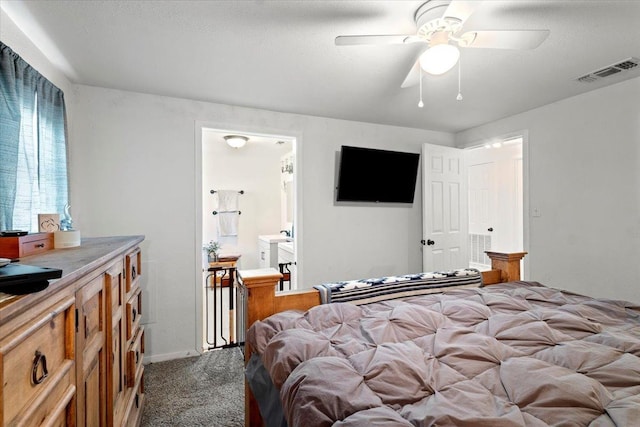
[208, 254, 241, 287]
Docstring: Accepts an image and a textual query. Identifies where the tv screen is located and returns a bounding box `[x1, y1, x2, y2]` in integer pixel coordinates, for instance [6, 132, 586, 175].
[336, 145, 420, 203]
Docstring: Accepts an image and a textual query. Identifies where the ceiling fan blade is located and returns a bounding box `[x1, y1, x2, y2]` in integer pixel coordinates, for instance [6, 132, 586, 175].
[335, 35, 423, 46]
[461, 30, 550, 50]
[401, 60, 421, 88]
[400, 43, 429, 88]
[443, 1, 479, 24]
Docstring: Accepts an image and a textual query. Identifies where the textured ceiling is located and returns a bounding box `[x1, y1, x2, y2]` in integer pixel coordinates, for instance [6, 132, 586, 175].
[3, 0, 640, 133]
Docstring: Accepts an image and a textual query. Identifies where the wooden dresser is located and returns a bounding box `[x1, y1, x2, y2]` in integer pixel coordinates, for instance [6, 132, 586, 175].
[0, 236, 145, 426]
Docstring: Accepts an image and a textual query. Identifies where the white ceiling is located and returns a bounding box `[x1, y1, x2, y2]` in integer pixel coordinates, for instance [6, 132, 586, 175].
[4, 0, 640, 133]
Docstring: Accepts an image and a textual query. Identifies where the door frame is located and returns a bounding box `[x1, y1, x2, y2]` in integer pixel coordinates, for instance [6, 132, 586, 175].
[194, 120, 304, 354]
[459, 130, 530, 279]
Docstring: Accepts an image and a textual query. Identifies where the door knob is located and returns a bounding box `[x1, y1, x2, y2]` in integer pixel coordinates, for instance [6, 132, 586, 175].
[487, 227, 494, 232]
[426, 239, 435, 246]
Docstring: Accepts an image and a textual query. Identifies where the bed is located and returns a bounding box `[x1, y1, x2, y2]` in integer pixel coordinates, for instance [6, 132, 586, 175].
[239, 252, 640, 426]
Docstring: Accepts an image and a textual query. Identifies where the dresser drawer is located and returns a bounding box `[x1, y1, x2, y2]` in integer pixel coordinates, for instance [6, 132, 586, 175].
[0, 233, 53, 258]
[0, 296, 75, 426]
[124, 371, 145, 427]
[126, 327, 144, 388]
[126, 288, 142, 341]
[16, 361, 75, 427]
[125, 248, 142, 295]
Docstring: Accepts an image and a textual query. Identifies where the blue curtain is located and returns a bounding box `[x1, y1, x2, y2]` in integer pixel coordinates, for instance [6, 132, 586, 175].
[0, 41, 68, 231]
[37, 75, 69, 221]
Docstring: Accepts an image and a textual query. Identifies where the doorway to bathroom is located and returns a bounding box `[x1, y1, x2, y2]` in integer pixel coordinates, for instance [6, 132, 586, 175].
[197, 127, 298, 351]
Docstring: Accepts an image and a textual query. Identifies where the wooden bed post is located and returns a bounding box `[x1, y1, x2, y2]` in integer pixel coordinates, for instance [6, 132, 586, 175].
[485, 251, 527, 283]
[238, 268, 282, 427]
[238, 268, 283, 332]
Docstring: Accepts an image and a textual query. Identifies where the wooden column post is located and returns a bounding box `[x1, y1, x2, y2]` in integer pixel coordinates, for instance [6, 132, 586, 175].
[485, 251, 527, 283]
[238, 268, 282, 427]
[238, 268, 283, 331]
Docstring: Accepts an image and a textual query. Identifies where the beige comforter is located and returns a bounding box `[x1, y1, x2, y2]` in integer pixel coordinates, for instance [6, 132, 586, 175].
[247, 282, 640, 426]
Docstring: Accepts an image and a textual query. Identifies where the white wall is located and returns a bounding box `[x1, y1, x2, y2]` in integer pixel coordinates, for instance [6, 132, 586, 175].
[202, 131, 290, 270]
[457, 76, 640, 303]
[70, 85, 454, 360]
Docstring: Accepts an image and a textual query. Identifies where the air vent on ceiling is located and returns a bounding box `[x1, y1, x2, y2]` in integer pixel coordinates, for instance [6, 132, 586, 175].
[575, 57, 639, 83]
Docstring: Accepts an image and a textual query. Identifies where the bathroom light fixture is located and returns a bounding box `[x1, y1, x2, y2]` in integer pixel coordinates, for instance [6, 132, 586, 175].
[224, 135, 248, 149]
[419, 43, 460, 75]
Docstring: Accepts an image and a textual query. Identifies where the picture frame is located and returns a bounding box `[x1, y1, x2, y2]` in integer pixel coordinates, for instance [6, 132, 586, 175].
[38, 213, 60, 232]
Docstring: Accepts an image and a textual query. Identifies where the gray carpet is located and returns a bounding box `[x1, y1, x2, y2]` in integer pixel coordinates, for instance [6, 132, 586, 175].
[141, 347, 244, 426]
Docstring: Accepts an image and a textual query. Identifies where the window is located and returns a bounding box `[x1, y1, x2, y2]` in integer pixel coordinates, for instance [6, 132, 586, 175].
[0, 42, 68, 232]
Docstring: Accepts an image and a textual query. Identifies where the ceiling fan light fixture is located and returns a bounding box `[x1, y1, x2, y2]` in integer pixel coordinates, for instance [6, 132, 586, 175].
[419, 43, 460, 75]
[224, 135, 249, 149]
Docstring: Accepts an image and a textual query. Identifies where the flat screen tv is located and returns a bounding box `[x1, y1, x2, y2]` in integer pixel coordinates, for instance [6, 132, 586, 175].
[336, 145, 420, 203]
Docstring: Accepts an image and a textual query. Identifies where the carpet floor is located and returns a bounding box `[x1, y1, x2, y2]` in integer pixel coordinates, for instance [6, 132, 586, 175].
[141, 347, 244, 426]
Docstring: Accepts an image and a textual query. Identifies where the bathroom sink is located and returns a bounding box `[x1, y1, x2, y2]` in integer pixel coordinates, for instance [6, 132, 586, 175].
[278, 241, 294, 253]
[258, 234, 290, 243]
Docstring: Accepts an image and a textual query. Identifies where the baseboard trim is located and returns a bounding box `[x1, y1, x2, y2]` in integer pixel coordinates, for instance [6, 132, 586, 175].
[144, 349, 203, 364]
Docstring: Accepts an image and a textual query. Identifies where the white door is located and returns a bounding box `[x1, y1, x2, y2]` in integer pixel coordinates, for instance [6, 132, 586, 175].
[468, 162, 495, 268]
[465, 141, 523, 269]
[422, 144, 468, 271]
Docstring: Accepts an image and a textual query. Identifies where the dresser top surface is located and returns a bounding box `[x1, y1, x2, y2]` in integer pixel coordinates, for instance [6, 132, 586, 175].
[0, 235, 144, 324]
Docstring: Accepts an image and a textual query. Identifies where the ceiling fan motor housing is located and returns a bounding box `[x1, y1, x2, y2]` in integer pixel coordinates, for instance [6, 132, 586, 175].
[415, 0, 463, 44]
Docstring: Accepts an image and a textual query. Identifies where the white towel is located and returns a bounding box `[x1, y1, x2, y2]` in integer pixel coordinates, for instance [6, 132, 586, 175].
[218, 212, 238, 237]
[217, 190, 238, 211]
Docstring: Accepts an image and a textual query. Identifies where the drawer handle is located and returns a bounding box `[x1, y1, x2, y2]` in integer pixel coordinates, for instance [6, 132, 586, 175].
[135, 350, 140, 364]
[35, 243, 45, 248]
[135, 393, 140, 408]
[132, 265, 137, 280]
[132, 308, 137, 321]
[32, 350, 49, 385]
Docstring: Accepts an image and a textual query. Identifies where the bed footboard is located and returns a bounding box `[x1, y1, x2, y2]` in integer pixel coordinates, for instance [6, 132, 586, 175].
[238, 251, 526, 427]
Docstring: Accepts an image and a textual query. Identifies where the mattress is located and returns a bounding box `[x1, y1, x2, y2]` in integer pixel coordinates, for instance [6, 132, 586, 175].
[246, 281, 640, 426]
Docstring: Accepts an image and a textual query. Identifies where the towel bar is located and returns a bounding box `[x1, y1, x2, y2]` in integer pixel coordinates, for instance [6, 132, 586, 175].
[210, 189, 244, 195]
[212, 211, 241, 216]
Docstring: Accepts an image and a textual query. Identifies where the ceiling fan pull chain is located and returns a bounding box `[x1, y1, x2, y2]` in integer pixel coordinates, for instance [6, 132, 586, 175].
[418, 67, 424, 108]
[456, 56, 463, 101]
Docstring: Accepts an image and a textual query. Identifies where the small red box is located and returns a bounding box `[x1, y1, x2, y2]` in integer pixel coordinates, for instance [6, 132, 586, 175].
[0, 233, 54, 259]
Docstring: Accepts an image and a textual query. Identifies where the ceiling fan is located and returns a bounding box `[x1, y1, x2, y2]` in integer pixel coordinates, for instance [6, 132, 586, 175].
[335, 0, 550, 88]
